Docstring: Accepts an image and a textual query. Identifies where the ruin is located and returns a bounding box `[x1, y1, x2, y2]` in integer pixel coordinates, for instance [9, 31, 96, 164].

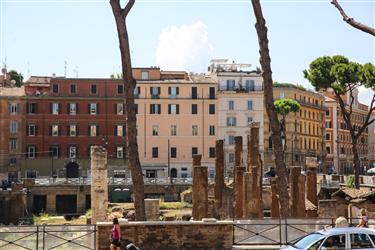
[289, 166, 306, 217]
[214, 140, 225, 216]
[91, 146, 109, 224]
[192, 155, 208, 220]
[306, 157, 318, 207]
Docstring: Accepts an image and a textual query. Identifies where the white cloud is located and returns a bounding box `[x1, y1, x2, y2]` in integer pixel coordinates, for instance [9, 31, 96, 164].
[155, 21, 213, 72]
[358, 85, 374, 106]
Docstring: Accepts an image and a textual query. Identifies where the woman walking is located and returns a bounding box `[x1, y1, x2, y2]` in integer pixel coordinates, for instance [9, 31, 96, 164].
[357, 209, 369, 228]
[110, 218, 121, 250]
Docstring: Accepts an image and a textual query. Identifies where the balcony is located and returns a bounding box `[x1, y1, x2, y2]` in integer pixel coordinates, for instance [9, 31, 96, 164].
[218, 86, 263, 92]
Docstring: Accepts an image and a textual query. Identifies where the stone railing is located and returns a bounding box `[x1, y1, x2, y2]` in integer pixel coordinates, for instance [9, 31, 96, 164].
[96, 220, 233, 250]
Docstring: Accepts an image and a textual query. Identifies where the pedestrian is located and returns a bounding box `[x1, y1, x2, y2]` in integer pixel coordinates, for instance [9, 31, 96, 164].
[357, 209, 369, 228]
[110, 217, 121, 250]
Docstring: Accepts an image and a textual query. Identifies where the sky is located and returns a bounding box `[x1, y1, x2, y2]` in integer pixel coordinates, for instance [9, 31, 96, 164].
[0, 0, 374, 102]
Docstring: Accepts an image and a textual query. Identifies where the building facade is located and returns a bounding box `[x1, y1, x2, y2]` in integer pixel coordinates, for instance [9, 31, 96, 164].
[208, 60, 264, 175]
[324, 89, 369, 174]
[263, 84, 326, 170]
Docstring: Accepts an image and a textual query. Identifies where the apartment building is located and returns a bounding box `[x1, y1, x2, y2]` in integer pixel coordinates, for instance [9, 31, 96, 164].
[264, 84, 326, 170]
[324, 88, 369, 174]
[208, 59, 264, 175]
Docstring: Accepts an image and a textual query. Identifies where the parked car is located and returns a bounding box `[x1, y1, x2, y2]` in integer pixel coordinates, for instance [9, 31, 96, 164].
[367, 167, 375, 176]
[282, 227, 375, 250]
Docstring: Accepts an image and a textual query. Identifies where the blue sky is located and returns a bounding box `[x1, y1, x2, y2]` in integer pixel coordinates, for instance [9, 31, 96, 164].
[0, 0, 374, 100]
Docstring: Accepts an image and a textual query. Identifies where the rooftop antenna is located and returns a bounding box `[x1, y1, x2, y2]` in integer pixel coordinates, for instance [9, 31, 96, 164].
[73, 66, 79, 78]
[27, 61, 30, 78]
[64, 60, 67, 77]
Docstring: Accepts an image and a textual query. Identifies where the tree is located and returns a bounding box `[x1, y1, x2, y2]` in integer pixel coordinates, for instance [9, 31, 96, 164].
[110, 73, 122, 79]
[250, 0, 289, 217]
[274, 98, 301, 152]
[331, 0, 375, 36]
[9, 70, 24, 87]
[110, 0, 146, 220]
[304, 55, 375, 189]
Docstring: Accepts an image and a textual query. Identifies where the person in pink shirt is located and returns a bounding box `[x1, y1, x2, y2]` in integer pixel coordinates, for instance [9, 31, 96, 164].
[357, 209, 369, 228]
[110, 218, 121, 250]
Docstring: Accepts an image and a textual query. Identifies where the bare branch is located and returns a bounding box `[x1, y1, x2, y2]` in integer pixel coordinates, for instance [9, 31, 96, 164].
[331, 0, 375, 36]
[123, 0, 135, 17]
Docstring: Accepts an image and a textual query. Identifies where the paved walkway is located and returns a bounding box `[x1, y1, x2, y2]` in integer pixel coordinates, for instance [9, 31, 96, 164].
[233, 245, 284, 250]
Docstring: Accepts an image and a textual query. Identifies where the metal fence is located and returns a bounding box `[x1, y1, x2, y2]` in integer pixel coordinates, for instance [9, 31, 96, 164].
[233, 218, 375, 246]
[0, 225, 95, 250]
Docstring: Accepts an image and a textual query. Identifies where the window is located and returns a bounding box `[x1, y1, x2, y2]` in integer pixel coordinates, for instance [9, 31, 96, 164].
[113, 103, 123, 115]
[280, 92, 285, 98]
[69, 103, 77, 115]
[228, 100, 234, 110]
[141, 71, 149, 80]
[90, 125, 98, 136]
[152, 147, 158, 158]
[209, 87, 215, 99]
[116, 146, 124, 159]
[228, 153, 235, 163]
[169, 87, 179, 98]
[151, 86, 160, 98]
[209, 125, 215, 136]
[326, 147, 331, 154]
[52, 84, 59, 93]
[27, 146, 36, 159]
[146, 170, 156, 178]
[209, 104, 215, 114]
[51, 125, 59, 136]
[247, 100, 253, 110]
[181, 168, 188, 178]
[192, 104, 198, 114]
[226, 79, 235, 90]
[91, 84, 97, 94]
[245, 80, 255, 91]
[321, 235, 346, 250]
[209, 147, 215, 158]
[150, 104, 161, 114]
[9, 139, 17, 150]
[134, 86, 140, 98]
[70, 84, 76, 94]
[52, 103, 59, 114]
[192, 125, 198, 136]
[350, 234, 373, 249]
[9, 103, 19, 114]
[117, 84, 124, 94]
[168, 104, 179, 114]
[69, 125, 77, 136]
[227, 117, 237, 126]
[326, 133, 330, 140]
[152, 125, 159, 136]
[229, 135, 235, 145]
[10, 121, 18, 133]
[89, 103, 97, 114]
[192, 147, 198, 156]
[28, 124, 36, 136]
[171, 147, 177, 158]
[50, 145, 60, 159]
[27, 103, 37, 114]
[69, 146, 77, 159]
[26, 170, 37, 179]
[171, 125, 177, 136]
[248, 117, 253, 124]
[192, 87, 198, 99]
[9, 158, 16, 165]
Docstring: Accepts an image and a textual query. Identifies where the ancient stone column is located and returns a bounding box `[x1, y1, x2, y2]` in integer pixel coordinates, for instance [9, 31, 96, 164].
[306, 166, 318, 207]
[235, 136, 243, 168]
[193, 154, 202, 166]
[235, 166, 245, 219]
[214, 140, 224, 211]
[244, 171, 263, 218]
[144, 199, 160, 221]
[247, 125, 260, 171]
[90, 146, 108, 224]
[271, 179, 280, 218]
[289, 166, 306, 217]
[297, 174, 306, 217]
[192, 166, 208, 220]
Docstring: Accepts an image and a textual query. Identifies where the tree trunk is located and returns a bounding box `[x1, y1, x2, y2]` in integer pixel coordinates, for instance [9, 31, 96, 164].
[110, 0, 146, 221]
[351, 136, 360, 189]
[251, 0, 289, 218]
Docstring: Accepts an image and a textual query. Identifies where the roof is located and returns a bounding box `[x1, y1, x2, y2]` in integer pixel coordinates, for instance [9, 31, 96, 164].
[317, 227, 375, 236]
[26, 76, 52, 85]
[332, 188, 375, 199]
[0, 86, 25, 97]
[305, 199, 317, 211]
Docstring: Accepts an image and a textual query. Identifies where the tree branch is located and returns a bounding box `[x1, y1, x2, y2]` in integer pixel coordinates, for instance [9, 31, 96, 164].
[331, 0, 375, 36]
[123, 0, 135, 17]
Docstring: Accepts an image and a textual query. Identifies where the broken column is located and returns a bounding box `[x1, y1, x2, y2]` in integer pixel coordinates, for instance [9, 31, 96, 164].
[235, 136, 243, 168]
[193, 154, 202, 166]
[192, 155, 208, 220]
[244, 124, 263, 218]
[214, 140, 224, 214]
[144, 199, 160, 221]
[271, 179, 280, 218]
[306, 157, 318, 207]
[289, 166, 306, 217]
[235, 166, 245, 219]
[91, 146, 108, 224]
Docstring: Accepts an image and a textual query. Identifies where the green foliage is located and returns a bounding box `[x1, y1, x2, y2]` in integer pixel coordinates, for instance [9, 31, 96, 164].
[274, 98, 301, 117]
[33, 212, 49, 224]
[159, 202, 192, 210]
[8, 70, 24, 87]
[273, 82, 306, 91]
[346, 175, 355, 188]
[303, 55, 375, 93]
[110, 73, 122, 79]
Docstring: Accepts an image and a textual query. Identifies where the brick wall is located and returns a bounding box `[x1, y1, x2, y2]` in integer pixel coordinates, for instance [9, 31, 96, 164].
[96, 221, 233, 250]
